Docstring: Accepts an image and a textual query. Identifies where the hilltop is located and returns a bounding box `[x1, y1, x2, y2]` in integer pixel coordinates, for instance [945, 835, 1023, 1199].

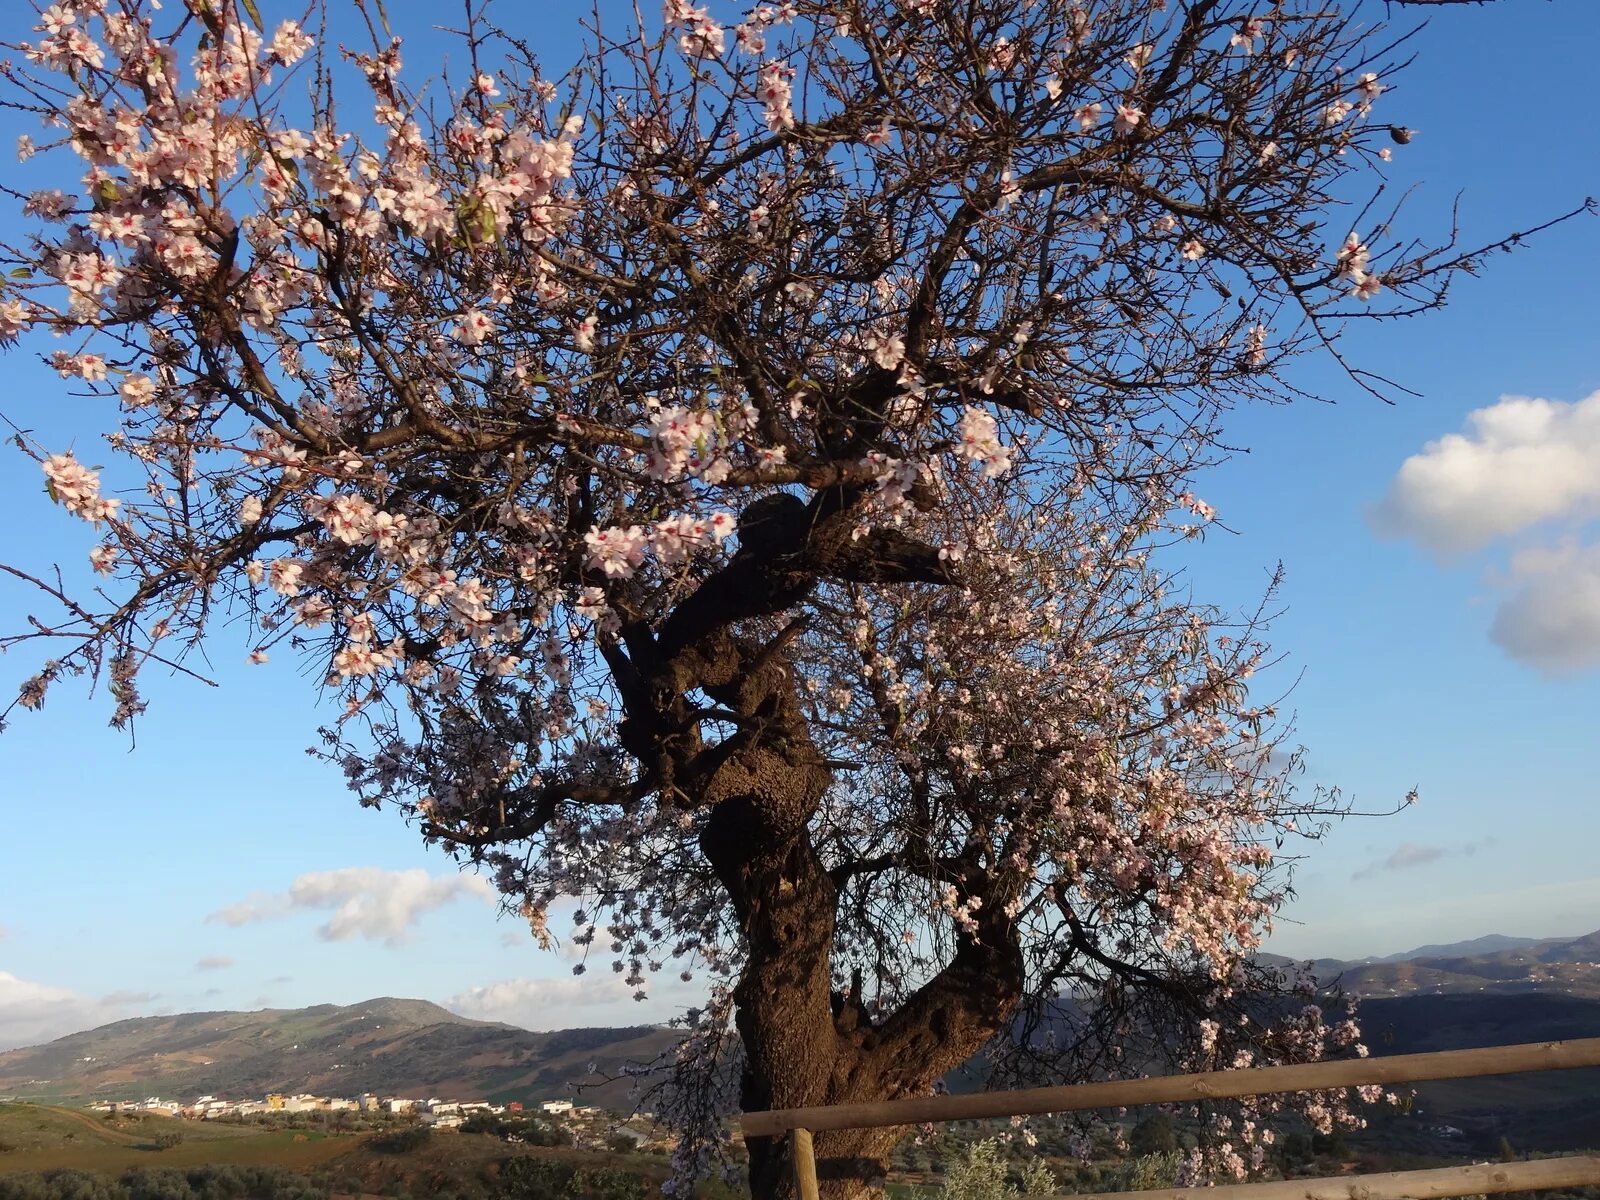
[0, 997, 678, 1109]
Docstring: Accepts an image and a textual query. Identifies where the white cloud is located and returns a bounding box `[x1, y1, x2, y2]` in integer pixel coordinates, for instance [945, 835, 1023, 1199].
[0, 972, 156, 1051]
[208, 867, 496, 946]
[447, 973, 695, 1031]
[1488, 543, 1600, 672]
[195, 954, 234, 971]
[449, 976, 596, 1021]
[1372, 390, 1600, 556]
[1374, 390, 1600, 672]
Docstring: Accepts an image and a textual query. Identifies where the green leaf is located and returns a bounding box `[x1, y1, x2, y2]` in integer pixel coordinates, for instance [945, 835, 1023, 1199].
[373, 0, 392, 37]
[240, 0, 264, 30]
[9, 268, 32, 279]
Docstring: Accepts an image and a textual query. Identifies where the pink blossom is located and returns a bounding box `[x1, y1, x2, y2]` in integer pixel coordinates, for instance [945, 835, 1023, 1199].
[584, 525, 648, 578]
[24, 190, 73, 221]
[268, 558, 306, 597]
[0, 299, 30, 338]
[670, 5, 726, 58]
[42, 453, 117, 524]
[36, 5, 74, 36]
[268, 20, 314, 66]
[954, 406, 1012, 478]
[870, 333, 906, 370]
[862, 118, 893, 147]
[1336, 231, 1370, 283]
[1245, 324, 1269, 366]
[1114, 104, 1145, 135]
[456, 308, 495, 345]
[295, 596, 333, 628]
[757, 61, 795, 131]
[1230, 18, 1265, 54]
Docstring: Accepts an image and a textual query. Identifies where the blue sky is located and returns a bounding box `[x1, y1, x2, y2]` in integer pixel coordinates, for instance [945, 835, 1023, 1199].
[1, 1, 1598, 1050]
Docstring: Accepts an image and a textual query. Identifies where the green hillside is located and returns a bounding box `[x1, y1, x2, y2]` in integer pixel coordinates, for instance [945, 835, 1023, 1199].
[0, 1104, 353, 1174]
[0, 1000, 678, 1110]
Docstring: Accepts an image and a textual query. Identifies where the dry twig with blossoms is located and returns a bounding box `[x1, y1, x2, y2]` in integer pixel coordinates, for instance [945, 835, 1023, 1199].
[0, 1, 1580, 1197]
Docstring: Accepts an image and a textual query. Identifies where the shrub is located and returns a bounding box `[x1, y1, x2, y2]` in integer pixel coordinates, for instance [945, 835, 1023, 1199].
[569, 1168, 650, 1200]
[370, 1124, 432, 1154]
[1129, 1114, 1178, 1157]
[1097, 1152, 1183, 1194]
[939, 1140, 1055, 1200]
[495, 1157, 573, 1200]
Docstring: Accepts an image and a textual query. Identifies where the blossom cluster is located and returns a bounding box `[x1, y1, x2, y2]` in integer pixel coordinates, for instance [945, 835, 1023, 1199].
[583, 513, 737, 580]
[41, 453, 118, 525]
[953, 407, 1013, 479]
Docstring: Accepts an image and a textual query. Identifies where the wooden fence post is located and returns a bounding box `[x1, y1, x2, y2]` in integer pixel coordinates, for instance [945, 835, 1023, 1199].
[790, 1126, 820, 1200]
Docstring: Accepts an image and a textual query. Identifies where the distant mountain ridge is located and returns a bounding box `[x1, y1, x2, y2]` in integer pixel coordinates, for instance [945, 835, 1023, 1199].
[1373, 933, 1546, 962]
[1259, 927, 1600, 999]
[0, 996, 678, 1108]
[3, 929, 1596, 1123]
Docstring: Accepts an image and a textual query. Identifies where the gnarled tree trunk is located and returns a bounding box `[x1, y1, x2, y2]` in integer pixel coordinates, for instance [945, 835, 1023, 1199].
[692, 651, 1025, 1198]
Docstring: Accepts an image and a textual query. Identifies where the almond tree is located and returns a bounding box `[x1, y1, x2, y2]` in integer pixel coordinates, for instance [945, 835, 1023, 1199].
[0, 2, 1569, 1197]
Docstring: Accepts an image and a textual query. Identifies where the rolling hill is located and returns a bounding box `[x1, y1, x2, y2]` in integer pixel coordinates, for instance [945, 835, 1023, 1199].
[0, 997, 678, 1109]
[2, 928, 1596, 1148]
[1263, 927, 1600, 999]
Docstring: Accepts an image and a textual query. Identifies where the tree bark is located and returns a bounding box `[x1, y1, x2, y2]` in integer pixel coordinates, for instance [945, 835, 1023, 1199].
[659, 538, 1029, 1199]
[704, 774, 1028, 1200]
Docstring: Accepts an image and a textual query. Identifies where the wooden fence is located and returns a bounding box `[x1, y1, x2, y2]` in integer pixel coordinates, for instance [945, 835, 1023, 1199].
[739, 1036, 1600, 1200]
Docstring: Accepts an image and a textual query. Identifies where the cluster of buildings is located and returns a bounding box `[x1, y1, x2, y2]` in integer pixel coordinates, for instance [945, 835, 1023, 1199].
[87, 1093, 593, 1129]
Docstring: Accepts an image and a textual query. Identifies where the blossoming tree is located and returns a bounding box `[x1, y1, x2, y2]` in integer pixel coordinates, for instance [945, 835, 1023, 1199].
[0, 0, 1570, 1196]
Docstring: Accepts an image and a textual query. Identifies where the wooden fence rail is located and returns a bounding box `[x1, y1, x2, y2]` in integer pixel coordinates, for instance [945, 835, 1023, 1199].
[739, 1036, 1600, 1200]
[1073, 1156, 1600, 1200]
[742, 1036, 1600, 1136]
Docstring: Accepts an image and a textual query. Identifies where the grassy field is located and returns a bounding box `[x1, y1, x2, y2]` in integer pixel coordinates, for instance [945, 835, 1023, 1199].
[0, 1105, 358, 1174]
[0, 1104, 729, 1198]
